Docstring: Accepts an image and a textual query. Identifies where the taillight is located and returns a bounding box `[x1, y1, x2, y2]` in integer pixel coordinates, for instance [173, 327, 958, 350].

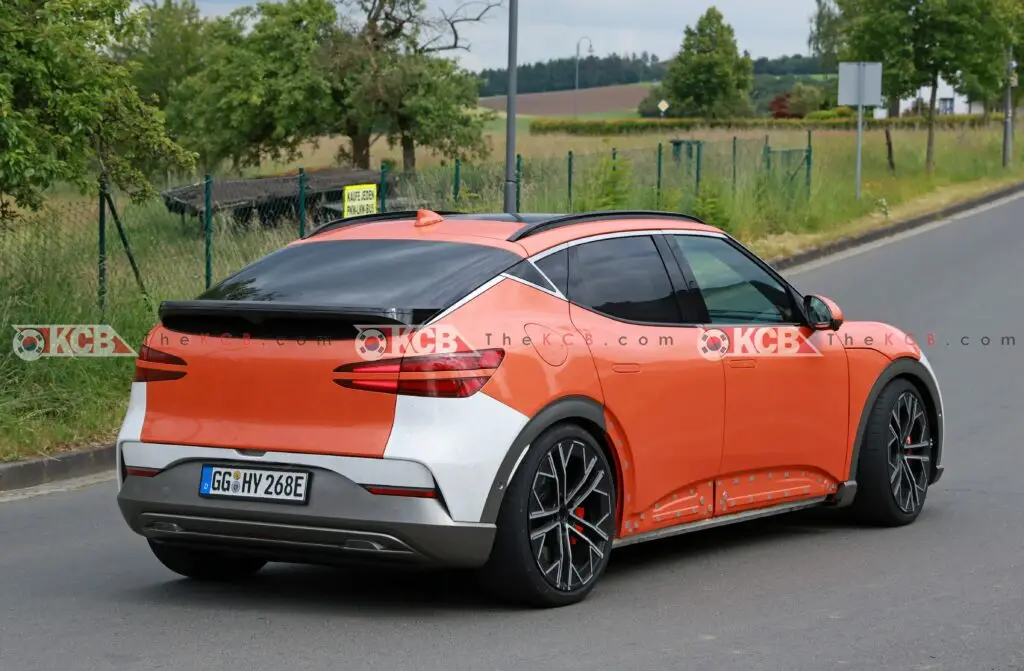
[364, 485, 437, 498]
[125, 466, 161, 477]
[133, 344, 187, 382]
[333, 348, 505, 398]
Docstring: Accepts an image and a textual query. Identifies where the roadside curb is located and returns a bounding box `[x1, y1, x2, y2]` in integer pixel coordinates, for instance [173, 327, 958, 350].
[3, 179, 1024, 494]
[0, 444, 115, 493]
[770, 180, 1024, 270]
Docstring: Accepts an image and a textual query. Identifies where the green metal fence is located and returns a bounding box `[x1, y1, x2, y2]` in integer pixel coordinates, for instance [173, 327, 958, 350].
[0, 134, 815, 344]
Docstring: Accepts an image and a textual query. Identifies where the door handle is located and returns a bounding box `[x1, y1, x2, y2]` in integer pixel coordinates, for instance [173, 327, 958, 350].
[612, 363, 641, 373]
[728, 359, 756, 368]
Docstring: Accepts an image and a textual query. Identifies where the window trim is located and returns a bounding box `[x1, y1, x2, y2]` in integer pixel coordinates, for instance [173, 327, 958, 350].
[663, 231, 810, 327]
[564, 233, 699, 329]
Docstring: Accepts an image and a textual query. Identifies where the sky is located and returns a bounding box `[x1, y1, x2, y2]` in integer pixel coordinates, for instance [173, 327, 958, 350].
[194, 0, 819, 71]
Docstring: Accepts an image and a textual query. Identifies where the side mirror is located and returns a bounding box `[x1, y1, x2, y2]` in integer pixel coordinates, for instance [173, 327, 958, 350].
[804, 294, 844, 331]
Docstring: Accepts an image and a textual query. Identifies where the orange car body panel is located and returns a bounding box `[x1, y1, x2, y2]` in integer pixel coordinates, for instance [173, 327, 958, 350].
[438, 279, 604, 420]
[139, 327, 398, 457]
[717, 327, 850, 486]
[568, 305, 726, 529]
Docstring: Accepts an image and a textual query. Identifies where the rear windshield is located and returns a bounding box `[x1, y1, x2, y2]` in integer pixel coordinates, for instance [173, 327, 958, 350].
[198, 239, 521, 311]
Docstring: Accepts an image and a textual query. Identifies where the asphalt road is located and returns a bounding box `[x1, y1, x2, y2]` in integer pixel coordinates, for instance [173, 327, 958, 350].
[4, 195, 1024, 671]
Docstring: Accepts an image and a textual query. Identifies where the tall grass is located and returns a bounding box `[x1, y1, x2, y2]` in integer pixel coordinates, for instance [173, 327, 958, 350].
[1, 124, 1021, 459]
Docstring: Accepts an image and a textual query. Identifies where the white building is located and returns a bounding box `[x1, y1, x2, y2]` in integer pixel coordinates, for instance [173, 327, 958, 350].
[873, 76, 991, 118]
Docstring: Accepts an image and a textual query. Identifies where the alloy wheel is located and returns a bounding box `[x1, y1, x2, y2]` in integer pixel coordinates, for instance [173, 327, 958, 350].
[528, 438, 614, 592]
[887, 390, 932, 515]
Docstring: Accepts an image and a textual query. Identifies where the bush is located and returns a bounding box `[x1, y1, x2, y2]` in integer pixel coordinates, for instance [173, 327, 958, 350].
[528, 113, 1002, 136]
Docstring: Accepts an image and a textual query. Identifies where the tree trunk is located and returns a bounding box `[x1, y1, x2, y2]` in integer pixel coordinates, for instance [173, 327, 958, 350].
[350, 133, 371, 169]
[887, 95, 900, 119]
[401, 135, 416, 172]
[926, 71, 939, 173]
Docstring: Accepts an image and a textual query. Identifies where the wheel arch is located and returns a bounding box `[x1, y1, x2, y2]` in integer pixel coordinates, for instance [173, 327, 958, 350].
[479, 395, 623, 526]
[848, 356, 944, 488]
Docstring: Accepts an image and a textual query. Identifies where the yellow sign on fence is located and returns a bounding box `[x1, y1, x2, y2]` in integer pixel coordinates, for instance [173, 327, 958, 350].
[343, 183, 378, 217]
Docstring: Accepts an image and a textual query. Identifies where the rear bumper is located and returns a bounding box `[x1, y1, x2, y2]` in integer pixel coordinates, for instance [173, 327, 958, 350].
[117, 461, 496, 568]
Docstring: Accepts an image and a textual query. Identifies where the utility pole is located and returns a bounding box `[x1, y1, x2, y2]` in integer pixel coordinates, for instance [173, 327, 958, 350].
[1004, 45, 1015, 168]
[502, 0, 519, 213]
[574, 36, 592, 117]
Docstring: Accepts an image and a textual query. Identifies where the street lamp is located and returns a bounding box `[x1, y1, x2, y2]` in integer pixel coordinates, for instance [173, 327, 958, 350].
[574, 36, 593, 117]
[503, 0, 519, 213]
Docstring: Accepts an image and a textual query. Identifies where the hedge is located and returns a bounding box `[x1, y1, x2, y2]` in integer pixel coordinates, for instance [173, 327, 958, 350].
[529, 113, 1005, 136]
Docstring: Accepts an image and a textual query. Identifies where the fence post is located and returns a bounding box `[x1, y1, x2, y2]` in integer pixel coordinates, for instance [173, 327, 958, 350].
[453, 158, 461, 203]
[695, 142, 703, 195]
[806, 130, 813, 198]
[379, 162, 388, 213]
[731, 136, 738, 196]
[656, 143, 663, 208]
[204, 173, 213, 290]
[515, 154, 522, 212]
[612, 147, 617, 172]
[567, 150, 574, 210]
[298, 167, 306, 237]
[98, 177, 107, 317]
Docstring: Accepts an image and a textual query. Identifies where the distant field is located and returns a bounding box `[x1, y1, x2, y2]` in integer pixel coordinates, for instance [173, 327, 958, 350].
[479, 83, 652, 116]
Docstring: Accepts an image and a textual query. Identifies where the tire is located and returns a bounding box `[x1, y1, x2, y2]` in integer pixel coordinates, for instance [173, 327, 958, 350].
[850, 378, 934, 526]
[478, 423, 617, 608]
[148, 540, 267, 581]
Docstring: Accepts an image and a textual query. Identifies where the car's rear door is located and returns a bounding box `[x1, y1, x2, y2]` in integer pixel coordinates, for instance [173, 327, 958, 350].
[563, 233, 725, 537]
[665, 232, 849, 515]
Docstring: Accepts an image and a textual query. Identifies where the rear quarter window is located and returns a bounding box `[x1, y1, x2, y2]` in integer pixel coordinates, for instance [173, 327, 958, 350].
[199, 239, 522, 312]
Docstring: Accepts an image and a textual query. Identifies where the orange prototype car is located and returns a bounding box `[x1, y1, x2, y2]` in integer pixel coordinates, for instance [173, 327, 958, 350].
[116, 209, 945, 607]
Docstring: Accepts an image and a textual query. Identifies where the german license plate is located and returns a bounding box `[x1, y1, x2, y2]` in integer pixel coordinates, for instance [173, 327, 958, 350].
[199, 465, 311, 504]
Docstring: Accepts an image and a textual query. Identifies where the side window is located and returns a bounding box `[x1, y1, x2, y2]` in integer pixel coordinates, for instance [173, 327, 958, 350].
[535, 249, 569, 296]
[568, 236, 682, 324]
[670, 235, 797, 324]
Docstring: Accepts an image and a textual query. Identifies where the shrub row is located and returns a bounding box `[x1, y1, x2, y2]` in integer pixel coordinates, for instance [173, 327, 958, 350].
[529, 113, 1004, 136]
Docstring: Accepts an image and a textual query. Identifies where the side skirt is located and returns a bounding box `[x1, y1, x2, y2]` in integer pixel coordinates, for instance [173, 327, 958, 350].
[612, 497, 827, 549]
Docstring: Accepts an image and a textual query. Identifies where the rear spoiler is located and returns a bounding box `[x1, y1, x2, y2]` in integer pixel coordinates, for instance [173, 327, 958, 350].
[158, 300, 438, 339]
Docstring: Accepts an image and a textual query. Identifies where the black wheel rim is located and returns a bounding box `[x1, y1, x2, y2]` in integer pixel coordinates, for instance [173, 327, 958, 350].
[888, 390, 932, 514]
[528, 438, 614, 592]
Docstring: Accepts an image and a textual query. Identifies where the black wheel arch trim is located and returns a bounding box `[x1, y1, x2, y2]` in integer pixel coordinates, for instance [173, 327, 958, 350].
[480, 395, 607, 524]
[849, 356, 944, 486]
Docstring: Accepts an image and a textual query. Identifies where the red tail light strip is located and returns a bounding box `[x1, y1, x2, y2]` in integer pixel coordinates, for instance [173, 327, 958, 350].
[125, 467, 162, 477]
[364, 485, 437, 498]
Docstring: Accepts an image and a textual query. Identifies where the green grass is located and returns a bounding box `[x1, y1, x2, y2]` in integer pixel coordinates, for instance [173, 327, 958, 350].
[2, 123, 1023, 460]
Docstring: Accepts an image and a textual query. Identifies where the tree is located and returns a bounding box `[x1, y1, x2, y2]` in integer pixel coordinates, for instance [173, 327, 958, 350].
[808, 0, 842, 74]
[169, 0, 337, 172]
[111, 0, 205, 111]
[837, 0, 1018, 172]
[319, 0, 499, 169]
[659, 7, 754, 119]
[0, 0, 195, 213]
[379, 55, 491, 171]
[475, 53, 670, 97]
[787, 82, 826, 117]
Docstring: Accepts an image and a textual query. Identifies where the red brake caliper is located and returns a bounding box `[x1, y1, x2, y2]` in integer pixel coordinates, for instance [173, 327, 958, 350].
[570, 506, 584, 545]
